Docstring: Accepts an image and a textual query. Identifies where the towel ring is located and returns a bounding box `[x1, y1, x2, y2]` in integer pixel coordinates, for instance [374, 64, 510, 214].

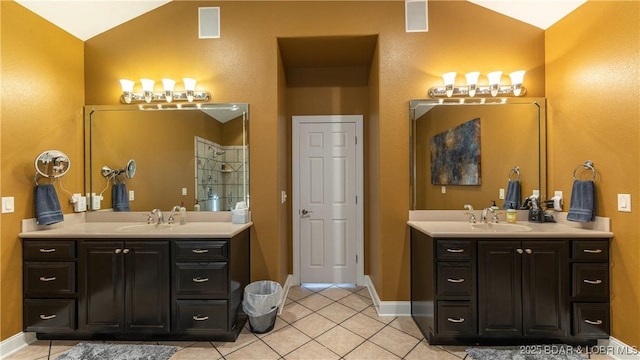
[573, 160, 596, 181]
[508, 166, 520, 181]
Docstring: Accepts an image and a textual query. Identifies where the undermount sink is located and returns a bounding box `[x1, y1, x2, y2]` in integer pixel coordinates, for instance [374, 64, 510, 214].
[115, 223, 173, 233]
[471, 223, 532, 232]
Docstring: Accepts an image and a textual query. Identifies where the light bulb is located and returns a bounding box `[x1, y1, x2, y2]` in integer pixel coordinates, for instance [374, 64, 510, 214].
[509, 70, 526, 96]
[119, 79, 135, 104]
[183, 78, 197, 102]
[162, 78, 176, 102]
[487, 71, 502, 97]
[140, 78, 155, 103]
[465, 72, 480, 97]
[442, 72, 456, 97]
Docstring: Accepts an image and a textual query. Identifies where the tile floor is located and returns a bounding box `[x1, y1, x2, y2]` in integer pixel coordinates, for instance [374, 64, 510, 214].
[5, 284, 613, 360]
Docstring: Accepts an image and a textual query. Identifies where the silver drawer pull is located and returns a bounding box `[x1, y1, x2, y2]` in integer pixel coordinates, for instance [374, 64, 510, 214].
[115, 249, 122, 254]
[192, 249, 209, 254]
[447, 278, 465, 283]
[123, 249, 130, 254]
[583, 249, 603, 254]
[583, 279, 603, 285]
[40, 314, 56, 320]
[446, 248, 464, 253]
[447, 317, 465, 323]
[39, 276, 56, 282]
[193, 315, 209, 321]
[39, 248, 56, 253]
[584, 319, 603, 325]
[192, 277, 209, 283]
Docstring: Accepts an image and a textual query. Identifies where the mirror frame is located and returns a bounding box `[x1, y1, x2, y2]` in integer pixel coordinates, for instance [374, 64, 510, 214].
[409, 97, 546, 210]
[84, 103, 249, 212]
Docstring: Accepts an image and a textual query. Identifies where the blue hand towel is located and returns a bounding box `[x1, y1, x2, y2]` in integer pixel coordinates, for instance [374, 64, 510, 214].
[502, 180, 521, 210]
[34, 184, 64, 225]
[567, 180, 595, 222]
[112, 183, 130, 211]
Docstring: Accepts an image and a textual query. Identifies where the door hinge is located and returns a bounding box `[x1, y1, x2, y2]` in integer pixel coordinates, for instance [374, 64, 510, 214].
[356, 196, 358, 204]
[355, 136, 357, 145]
[356, 254, 358, 263]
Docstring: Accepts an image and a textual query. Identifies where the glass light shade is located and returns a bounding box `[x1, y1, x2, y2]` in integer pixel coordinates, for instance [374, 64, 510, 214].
[183, 78, 197, 102]
[140, 78, 155, 103]
[509, 70, 526, 96]
[442, 72, 456, 97]
[465, 72, 480, 97]
[162, 78, 176, 102]
[119, 79, 135, 104]
[487, 71, 502, 97]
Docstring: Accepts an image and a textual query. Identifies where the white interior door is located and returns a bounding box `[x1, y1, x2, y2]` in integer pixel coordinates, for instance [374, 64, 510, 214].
[293, 115, 363, 285]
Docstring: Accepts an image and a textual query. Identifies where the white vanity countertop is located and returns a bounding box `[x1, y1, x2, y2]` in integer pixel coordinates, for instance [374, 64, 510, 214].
[19, 212, 252, 239]
[408, 210, 613, 239]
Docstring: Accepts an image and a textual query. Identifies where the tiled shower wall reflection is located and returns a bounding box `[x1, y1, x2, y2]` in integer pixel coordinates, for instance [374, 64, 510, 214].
[195, 136, 248, 211]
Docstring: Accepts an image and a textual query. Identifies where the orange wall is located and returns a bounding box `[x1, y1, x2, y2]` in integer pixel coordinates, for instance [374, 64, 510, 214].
[0, 2, 85, 340]
[546, 0, 640, 347]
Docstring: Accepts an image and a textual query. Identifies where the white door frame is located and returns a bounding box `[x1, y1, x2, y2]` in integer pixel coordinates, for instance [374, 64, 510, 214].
[292, 115, 364, 286]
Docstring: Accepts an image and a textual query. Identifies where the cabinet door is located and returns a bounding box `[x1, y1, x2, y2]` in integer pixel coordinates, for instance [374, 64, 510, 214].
[125, 241, 170, 333]
[478, 241, 522, 337]
[79, 241, 124, 332]
[521, 241, 568, 337]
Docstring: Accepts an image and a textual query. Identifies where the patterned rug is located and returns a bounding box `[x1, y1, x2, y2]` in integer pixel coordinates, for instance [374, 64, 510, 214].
[55, 343, 177, 360]
[466, 345, 586, 360]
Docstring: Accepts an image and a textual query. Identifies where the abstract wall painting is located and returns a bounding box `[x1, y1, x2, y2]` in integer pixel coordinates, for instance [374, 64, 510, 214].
[430, 118, 481, 185]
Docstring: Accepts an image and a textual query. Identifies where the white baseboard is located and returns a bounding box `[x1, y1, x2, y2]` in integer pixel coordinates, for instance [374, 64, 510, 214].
[599, 336, 640, 360]
[0, 332, 37, 359]
[364, 275, 411, 316]
[279, 274, 293, 315]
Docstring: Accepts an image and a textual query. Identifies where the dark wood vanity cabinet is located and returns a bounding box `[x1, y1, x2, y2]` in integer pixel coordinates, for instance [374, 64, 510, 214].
[410, 228, 610, 345]
[22, 229, 250, 341]
[78, 240, 170, 334]
[478, 241, 568, 339]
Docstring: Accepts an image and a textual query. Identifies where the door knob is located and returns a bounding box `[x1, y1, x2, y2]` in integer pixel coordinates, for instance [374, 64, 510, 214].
[300, 209, 313, 216]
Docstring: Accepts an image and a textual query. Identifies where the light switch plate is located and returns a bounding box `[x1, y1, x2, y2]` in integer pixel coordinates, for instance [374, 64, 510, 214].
[441, 186, 446, 194]
[129, 190, 135, 201]
[281, 190, 287, 204]
[182, 188, 188, 196]
[618, 194, 631, 212]
[2, 197, 15, 213]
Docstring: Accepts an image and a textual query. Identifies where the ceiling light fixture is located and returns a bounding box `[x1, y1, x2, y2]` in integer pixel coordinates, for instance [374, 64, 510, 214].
[428, 70, 526, 98]
[119, 78, 211, 104]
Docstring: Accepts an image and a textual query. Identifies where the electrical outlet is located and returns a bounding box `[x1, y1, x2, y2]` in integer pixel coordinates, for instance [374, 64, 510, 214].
[499, 188, 505, 200]
[441, 186, 446, 194]
[129, 190, 135, 201]
[182, 188, 188, 196]
[281, 190, 287, 204]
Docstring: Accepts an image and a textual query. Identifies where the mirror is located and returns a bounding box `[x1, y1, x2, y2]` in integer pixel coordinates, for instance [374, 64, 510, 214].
[35, 150, 71, 178]
[85, 103, 249, 212]
[410, 97, 546, 210]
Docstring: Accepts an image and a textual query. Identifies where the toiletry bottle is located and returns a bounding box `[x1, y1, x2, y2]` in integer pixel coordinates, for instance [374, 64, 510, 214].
[179, 202, 187, 225]
[194, 200, 200, 211]
[506, 204, 517, 223]
[491, 200, 499, 211]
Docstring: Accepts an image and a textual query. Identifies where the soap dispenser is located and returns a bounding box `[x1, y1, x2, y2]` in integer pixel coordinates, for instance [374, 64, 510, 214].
[179, 202, 187, 225]
[506, 204, 517, 224]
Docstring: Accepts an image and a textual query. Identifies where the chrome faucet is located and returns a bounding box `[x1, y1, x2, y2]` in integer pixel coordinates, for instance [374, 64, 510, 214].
[167, 206, 181, 224]
[481, 207, 500, 223]
[463, 204, 476, 223]
[150, 208, 164, 224]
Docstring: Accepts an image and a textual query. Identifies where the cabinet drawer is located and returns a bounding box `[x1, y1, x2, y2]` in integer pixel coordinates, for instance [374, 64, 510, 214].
[24, 299, 75, 332]
[174, 241, 228, 261]
[174, 300, 228, 333]
[436, 262, 473, 297]
[573, 303, 609, 338]
[24, 241, 75, 260]
[572, 263, 609, 299]
[436, 301, 476, 336]
[436, 240, 473, 260]
[25, 262, 75, 297]
[174, 263, 228, 297]
[572, 241, 609, 261]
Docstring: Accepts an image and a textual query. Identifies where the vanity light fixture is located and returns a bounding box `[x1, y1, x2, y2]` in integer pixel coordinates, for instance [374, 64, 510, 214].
[428, 70, 527, 98]
[118, 78, 211, 104]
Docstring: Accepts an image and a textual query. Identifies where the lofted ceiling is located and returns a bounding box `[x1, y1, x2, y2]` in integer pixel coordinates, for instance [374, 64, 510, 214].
[15, 0, 587, 41]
